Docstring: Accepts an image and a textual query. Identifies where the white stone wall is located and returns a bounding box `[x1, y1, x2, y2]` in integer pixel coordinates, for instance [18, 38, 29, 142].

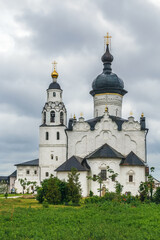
[120, 166, 145, 195]
[15, 166, 40, 193]
[94, 93, 123, 117]
[67, 112, 146, 161]
[87, 158, 121, 195]
[47, 89, 62, 103]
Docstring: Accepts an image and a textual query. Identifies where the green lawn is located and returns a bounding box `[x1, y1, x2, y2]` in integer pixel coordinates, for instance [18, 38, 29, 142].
[0, 198, 160, 240]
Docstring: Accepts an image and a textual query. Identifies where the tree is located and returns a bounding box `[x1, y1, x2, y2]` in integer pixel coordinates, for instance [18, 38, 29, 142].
[139, 167, 155, 201]
[19, 178, 37, 194]
[67, 168, 82, 204]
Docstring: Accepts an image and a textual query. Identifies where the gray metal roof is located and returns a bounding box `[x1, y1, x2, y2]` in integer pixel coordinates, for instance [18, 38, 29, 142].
[120, 151, 145, 166]
[15, 159, 39, 166]
[9, 170, 17, 177]
[0, 176, 9, 182]
[55, 156, 90, 172]
[86, 143, 124, 159]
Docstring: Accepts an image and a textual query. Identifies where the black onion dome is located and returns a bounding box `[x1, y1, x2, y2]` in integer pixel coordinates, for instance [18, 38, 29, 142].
[90, 44, 127, 96]
[48, 82, 61, 90]
[101, 44, 114, 63]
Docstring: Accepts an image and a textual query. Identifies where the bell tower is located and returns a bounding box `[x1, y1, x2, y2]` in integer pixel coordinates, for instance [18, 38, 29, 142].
[39, 61, 67, 181]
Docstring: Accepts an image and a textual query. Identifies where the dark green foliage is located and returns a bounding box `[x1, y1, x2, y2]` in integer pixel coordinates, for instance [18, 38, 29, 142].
[67, 168, 81, 204]
[104, 191, 117, 201]
[36, 177, 66, 204]
[115, 182, 123, 195]
[89, 190, 94, 197]
[153, 187, 160, 204]
[42, 199, 49, 208]
[36, 170, 81, 205]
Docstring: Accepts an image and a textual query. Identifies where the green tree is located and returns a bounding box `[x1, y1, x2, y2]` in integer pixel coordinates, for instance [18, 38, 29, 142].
[67, 168, 81, 204]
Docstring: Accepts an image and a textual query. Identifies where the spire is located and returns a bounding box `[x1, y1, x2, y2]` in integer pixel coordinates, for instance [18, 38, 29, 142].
[51, 61, 58, 81]
[101, 33, 113, 74]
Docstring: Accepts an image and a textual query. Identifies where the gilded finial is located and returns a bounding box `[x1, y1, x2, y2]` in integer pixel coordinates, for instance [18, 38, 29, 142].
[141, 112, 144, 118]
[73, 114, 76, 119]
[105, 105, 108, 112]
[104, 32, 112, 45]
[51, 60, 58, 79]
[80, 112, 83, 117]
[130, 111, 133, 116]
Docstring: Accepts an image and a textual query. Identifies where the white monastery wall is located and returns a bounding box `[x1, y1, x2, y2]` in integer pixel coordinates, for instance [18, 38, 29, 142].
[67, 113, 145, 161]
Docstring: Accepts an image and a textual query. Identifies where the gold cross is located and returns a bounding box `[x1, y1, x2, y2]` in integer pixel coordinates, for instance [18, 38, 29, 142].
[104, 32, 112, 45]
[52, 61, 57, 70]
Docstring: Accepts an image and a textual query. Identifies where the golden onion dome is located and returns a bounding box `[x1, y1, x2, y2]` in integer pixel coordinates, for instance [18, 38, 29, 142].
[51, 69, 58, 79]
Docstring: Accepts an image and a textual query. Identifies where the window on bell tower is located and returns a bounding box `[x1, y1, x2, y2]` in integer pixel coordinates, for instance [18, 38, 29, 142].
[46, 132, 49, 140]
[60, 112, 64, 124]
[43, 112, 46, 124]
[53, 92, 56, 97]
[57, 132, 60, 140]
[50, 111, 55, 122]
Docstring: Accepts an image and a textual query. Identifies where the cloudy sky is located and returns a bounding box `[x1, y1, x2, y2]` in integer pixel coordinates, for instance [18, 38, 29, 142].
[0, 0, 160, 179]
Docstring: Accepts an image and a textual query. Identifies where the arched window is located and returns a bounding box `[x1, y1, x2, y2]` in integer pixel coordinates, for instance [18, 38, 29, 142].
[129, 175, 133, 182]
[60, 112, 64, 124]
[50, 111, 55, 122]
[57, 131, 60, 140]
[46, 172, 49, 177]
[53, 92, 56, 97]
[46, 132, 49, 140]
[43, 112, 46, 124]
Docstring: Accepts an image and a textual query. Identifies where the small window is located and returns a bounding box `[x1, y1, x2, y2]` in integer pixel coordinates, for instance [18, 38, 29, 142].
[50, 111, 55, 123]
[26, 170, 30, 175]
[57, 132, 60, 140]
[56, 156, 58, 161]
[60, 92, 62, 98]
[31, 186, 34, 190]
[47, 92, 49, 98]
[46, 172, 49, 177]
[51, 154, 54, 160]
[60, 112, 64, 125]
[34, 170, 37, 175]
[129, 175, 133, 182]
[43, 112, 46, 124]
[112, 175, 116, 182]
[53, 92, 56, 97]
[46, 132, 49, 140]
[101, 170, 106, 180]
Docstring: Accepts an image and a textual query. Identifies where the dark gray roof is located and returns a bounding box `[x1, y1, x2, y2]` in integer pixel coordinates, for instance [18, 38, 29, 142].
[9, 170, 17, 177]
[15, 159, 39, 166]
[86, 143, 124, 159]
[48, 82, 61, 90]
[86, 116, 103, 131]
[120, 152, 145, 166]
[0, 176, 9, 182]
[55, 156, 90, 172]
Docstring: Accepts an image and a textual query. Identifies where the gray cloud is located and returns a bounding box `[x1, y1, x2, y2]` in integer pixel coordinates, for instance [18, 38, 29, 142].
[0, 0, 160, 179]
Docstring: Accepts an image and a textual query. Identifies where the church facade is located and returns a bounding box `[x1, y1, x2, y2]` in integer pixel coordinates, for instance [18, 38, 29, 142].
[14, 38, 148, 196]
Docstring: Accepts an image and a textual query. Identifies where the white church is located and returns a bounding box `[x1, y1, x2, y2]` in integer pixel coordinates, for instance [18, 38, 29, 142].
[14, 35, 148, 196]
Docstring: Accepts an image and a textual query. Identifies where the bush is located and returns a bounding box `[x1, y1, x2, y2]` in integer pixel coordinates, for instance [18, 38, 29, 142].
[84, 196, 105, 204]
[153, 187, 160, 204]
[104, 192, 117, 201]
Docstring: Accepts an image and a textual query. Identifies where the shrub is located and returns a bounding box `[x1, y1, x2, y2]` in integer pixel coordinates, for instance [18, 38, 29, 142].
[67, 168, 81, 204]
[104, 192, 117, 201]
[153, 187, 160, 204]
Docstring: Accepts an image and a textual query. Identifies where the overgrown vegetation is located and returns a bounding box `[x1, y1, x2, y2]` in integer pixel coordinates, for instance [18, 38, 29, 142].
[36, 168, 81, 205]
[1, 198, 160, 240]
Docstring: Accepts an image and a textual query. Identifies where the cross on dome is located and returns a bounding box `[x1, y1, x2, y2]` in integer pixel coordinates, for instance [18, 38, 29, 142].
[104, 32, 112, 45]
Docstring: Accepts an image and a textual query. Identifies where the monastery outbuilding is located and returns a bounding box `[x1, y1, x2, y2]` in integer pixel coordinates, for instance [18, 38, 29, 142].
[14, 34, 148, 196]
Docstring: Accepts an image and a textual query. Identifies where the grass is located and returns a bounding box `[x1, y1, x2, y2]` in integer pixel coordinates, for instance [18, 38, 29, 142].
[0, 198, 160, 239]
